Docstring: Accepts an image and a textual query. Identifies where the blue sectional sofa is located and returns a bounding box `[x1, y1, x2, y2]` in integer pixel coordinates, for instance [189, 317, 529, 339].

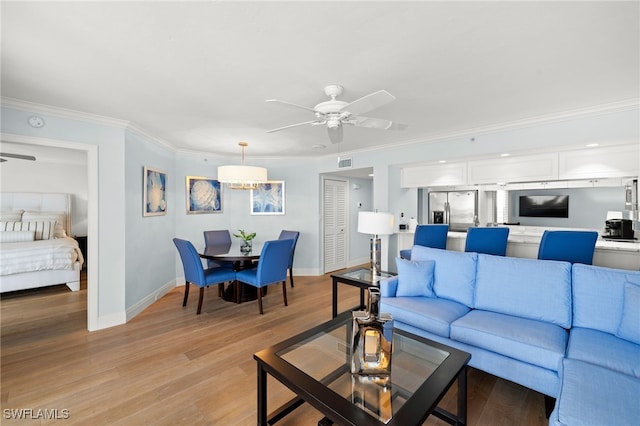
[380, 246, 640, 425]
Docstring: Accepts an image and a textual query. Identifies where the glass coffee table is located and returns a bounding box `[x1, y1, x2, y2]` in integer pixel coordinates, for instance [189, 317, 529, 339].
[331, 267, 396, 318]
[254, 311, 471, 426]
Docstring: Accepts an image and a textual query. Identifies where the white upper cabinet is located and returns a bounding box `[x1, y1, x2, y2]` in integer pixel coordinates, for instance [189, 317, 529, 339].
[559, 145, 639, 180]
[467, 153, 559, 184]
[401, 162, 467, 188]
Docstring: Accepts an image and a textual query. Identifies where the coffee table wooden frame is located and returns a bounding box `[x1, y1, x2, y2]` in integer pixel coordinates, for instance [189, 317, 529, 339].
[254, 311, 470, 426]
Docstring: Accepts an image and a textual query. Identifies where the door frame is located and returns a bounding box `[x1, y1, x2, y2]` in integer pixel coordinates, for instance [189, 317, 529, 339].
[1, 133, 99, 331]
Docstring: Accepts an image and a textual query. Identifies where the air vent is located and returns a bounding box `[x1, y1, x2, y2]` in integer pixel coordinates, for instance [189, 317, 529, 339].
[338, 157, 352, 169]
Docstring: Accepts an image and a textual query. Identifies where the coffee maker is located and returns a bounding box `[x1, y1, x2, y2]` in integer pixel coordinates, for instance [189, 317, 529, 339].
[604, 219, 634, 240]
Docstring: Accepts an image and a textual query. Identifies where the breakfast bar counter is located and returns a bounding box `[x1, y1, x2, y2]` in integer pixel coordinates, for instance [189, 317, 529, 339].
[397, 226, 639, 271]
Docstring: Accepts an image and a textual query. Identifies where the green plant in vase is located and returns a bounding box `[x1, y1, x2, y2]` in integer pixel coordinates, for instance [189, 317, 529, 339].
[234, 229, 256, 254]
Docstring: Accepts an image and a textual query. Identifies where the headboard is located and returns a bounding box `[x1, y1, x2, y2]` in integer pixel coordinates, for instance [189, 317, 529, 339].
[0, 192, 72, 236]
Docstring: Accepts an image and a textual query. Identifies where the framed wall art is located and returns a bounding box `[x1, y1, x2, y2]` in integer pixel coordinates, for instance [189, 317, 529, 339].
[143, 166, 167, 216]
[251, 181, 285, 215]
[186, 176, 223, 214]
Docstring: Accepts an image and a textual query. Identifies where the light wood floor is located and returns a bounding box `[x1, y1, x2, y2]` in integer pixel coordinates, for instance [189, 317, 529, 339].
[1, 271, 548, 425]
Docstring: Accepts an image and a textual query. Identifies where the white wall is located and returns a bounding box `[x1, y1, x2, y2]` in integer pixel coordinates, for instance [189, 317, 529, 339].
[0, 157, 88, 236]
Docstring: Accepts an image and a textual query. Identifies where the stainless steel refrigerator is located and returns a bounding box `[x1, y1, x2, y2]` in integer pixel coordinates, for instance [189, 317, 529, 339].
[427, 190, 478, 232]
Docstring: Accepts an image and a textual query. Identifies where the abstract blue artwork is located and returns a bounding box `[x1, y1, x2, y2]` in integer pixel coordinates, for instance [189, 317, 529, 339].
[186, 176, 223, 214]
[143, 166, 167, 216]
[251, 181, 285, 215]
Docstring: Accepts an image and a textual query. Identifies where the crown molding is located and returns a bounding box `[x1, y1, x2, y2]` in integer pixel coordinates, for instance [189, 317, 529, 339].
[330, 98, 640, 159]
[1, 97, 130, 128]
[4, 96, 637, 162]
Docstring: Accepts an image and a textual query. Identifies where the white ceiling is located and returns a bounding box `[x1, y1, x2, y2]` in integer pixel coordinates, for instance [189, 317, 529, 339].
[1, 1, 638, 159]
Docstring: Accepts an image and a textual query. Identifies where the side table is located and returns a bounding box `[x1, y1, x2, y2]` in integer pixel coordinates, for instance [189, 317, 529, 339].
[330, 267, 396, 318]
[73, 235, 87, 269]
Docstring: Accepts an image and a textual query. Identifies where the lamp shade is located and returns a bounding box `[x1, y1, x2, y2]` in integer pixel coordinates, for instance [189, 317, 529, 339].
[217, 141, 268, 190]
[217, 165, 268, 184]
[358, 212, 395, 235]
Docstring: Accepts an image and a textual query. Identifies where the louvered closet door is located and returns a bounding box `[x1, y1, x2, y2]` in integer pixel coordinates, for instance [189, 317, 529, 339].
[323, 178, 347, 273]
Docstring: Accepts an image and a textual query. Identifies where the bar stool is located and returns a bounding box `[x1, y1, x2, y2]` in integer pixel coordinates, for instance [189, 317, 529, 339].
[464, 227, 510, 256]
[537, 230, 598, 265]
[400, 224, 449, 260]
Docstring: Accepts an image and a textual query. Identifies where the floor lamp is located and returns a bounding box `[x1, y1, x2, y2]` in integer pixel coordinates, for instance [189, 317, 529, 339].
[358, 211, 395, 276]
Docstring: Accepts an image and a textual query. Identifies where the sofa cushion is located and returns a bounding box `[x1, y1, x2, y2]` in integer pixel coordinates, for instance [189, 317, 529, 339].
[474, 254, 572, 328]
[567, 327, 640, 379]
[551, 358, 640, 426]
[572, 264, 640, 334]
[451, 310, 568, 371]
[616, 281, 640, 345]
[381, 296, 470, 338]
[395, 257, 435, 297]
[410, 246, 477, 307]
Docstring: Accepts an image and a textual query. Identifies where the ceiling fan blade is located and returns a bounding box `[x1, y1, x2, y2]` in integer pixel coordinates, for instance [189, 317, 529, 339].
[0, 152, 36, 161]
[267, 120, 321, 133]
[0, 158, 6, 163]
[266, 99, 317, 114]
[351, 116, 408, 131]
[327, 125, 343, 144]
[340, 90, 395, 116]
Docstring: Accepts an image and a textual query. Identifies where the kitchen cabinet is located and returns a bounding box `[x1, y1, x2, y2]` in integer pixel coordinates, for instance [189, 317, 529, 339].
[566, 178, 625, 188]
[559, 145, 639, 180]
[467, 153, 559, 185]
[401, 162, 467, 188]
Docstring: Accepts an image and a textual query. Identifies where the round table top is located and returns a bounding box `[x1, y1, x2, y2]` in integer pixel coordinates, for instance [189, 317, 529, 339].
[199, 243, 262, 261]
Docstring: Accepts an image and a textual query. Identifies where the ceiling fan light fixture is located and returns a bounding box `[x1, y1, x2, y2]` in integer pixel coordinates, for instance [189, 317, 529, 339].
[217, 142, 267, 190]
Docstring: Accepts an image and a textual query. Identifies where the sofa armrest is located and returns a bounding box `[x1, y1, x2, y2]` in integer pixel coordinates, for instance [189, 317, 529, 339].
[380, 276, 398, 297]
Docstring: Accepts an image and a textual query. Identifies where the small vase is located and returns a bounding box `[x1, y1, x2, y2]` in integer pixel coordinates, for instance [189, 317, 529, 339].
[240, 240, 252, 254]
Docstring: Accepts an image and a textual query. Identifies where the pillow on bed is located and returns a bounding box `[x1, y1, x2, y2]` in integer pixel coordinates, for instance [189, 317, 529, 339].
[21, 211, 67, 238]
[0, 221, 57, 240]
[0, 210, 23, 221]
[0, 230, 36, 243]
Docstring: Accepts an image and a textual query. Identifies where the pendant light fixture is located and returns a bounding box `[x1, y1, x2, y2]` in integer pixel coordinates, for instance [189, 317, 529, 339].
[217, 142, 268, 190]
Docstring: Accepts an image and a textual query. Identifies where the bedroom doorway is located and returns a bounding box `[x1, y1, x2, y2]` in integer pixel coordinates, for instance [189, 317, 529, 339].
[0, 135, 98, 331]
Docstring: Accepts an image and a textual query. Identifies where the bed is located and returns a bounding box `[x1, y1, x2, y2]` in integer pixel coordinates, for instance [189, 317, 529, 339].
[0, 192, 84, 293]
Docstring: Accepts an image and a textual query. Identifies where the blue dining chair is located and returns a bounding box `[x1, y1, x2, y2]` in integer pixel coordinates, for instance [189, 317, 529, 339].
[464, 227, 510, 256]
[173, 238, 237, 314]
[399, 224, 449, 260]
[537, 230, 598, 265]
[235, 239, 294, 314]
[203, 230, 234, 269]
[278, 230, 300, 288]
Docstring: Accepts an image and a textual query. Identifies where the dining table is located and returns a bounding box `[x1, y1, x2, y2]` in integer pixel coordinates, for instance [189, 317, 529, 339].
[198, 242, 263, 303]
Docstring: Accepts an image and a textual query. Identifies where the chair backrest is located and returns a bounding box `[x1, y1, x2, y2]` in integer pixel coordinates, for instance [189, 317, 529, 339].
[537, 230, 598, 265]
[278, 230, 300, 268]
[256, 239, 294, 285]
[464, 227, 510, 256]
[173, 238, 205, 284]
[203, 230, 232, 248]
[413, 224, 449, 249]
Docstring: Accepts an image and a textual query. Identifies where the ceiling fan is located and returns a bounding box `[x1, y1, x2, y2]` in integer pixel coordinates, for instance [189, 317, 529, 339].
[266, 85, 407, 144]
[0, 152, 36, 163]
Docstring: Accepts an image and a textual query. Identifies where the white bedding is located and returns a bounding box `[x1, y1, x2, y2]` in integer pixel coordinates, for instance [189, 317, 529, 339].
[0, 237, 84, 276]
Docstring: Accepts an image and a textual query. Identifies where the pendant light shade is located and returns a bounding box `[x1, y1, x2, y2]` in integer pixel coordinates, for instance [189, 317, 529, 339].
[217, 142, 268, 190]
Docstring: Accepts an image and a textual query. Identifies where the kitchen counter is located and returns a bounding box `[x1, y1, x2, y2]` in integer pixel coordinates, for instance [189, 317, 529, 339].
[396, 226, 639, 271]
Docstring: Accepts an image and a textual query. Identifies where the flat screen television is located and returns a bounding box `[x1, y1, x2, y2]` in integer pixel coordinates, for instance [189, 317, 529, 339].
[519, 195, 569, 218]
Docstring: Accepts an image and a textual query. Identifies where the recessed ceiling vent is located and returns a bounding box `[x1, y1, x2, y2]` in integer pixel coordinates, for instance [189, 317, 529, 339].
[338, 157, 352, 169]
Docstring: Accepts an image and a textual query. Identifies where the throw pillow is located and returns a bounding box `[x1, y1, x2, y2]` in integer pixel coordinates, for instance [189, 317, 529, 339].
[395, 257, 435, 297]
[0, 220, 57, 240]
[0, 210, 23, 222]
[616, 281, 640, 345]
[22, 211, 67, 238]
[0, 230, 36, 243]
